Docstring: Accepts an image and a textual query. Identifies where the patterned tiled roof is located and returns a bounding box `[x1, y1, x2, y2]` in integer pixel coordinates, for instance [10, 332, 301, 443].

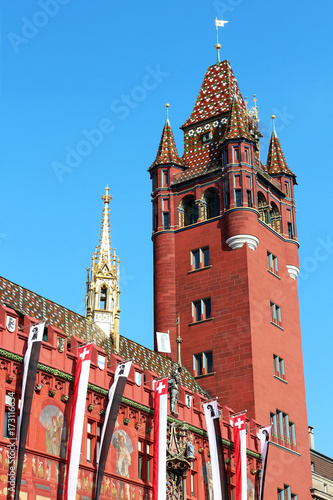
[181, 60, 245, 129]
[266, 131, 294, 176]
[0, 276, 208, 396]
[221, 91, 252, 143]
[149, 120, 184, 170]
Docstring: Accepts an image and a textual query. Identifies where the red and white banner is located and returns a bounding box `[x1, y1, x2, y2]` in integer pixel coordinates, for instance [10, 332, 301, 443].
[232, 413, 247, 500]
[258, 426, 271, 500]
[153, 377, 168, 500]
[65, 344, 93, 500]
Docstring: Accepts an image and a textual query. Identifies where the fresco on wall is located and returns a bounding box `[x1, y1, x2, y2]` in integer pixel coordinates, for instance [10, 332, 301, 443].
[247, 477, 256, 499]
[39, 405, 68, 458]
[111, 429, 133, 478]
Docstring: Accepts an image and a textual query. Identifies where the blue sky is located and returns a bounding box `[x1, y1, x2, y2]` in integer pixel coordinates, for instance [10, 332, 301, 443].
[1, 2, 332, 456]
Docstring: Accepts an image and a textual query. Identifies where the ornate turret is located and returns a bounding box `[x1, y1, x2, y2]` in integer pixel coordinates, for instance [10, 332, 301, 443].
[85, 186, 121, 351]
[149, 104, 183, 170]
[221, 82, 252, 143]
[266, 115, 295, 177]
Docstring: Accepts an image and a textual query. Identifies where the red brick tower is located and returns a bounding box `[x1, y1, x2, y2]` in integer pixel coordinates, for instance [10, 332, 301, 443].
[149, 59, 312, 497]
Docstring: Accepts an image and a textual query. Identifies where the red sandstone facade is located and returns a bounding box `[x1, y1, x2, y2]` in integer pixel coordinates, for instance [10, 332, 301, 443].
[0, 281, 261, 499]
[150, 59, 312, 497]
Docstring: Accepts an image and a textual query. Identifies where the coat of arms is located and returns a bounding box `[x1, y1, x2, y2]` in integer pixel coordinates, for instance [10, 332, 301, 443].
[6, 316, 16, 333]
[57, 337, 65, 353]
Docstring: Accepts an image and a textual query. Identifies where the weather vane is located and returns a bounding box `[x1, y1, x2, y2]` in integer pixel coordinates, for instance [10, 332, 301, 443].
[215, 18, 228, 64]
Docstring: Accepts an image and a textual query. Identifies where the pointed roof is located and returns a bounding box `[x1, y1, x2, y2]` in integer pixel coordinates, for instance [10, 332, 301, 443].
[97, 186, 113, 270]
[181, 60, 246, 128]
[149, 119, 184, 170]
[266, 127, 295, 177]
[221, 88, 252, 143]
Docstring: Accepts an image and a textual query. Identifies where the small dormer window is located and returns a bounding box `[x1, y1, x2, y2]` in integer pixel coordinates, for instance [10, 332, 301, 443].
[202, 131, 213, 144]
[100, 287, 107, 310]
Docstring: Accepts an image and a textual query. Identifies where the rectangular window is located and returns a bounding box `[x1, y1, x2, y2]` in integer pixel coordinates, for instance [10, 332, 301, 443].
[247, 190, 252, 206]
[191, 247, 209, 270]
[287, 222, 293, 239]
[271, 412, 296, 447]
[87, 421, 93, 463]
[194, 351, 213, 376]
[163, 212, 170, 230]
[152, 172, 158, 191]
[277, 485, 297, 500]
[267, 251, 279, 275]
[270, 302, 282, 326]
[162, 170, 169, 187]
[192, 298, 211, 322]
[284, 181, 291, 197]
[244, 147, 251, 164]
[273, 355, 286, 380]
[233, 147, 239, 162]
[235, 189, 242, 207]
[153, 201, 158, 231]
[224, 178, 230, 207]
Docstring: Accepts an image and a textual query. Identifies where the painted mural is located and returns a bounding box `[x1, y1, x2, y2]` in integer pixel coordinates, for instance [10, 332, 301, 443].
[39, 404, 68, 458]
[111, 429, 133, 478]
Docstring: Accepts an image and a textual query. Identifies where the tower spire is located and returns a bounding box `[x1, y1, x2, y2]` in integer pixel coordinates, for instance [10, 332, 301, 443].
[85, 187, 121, 351]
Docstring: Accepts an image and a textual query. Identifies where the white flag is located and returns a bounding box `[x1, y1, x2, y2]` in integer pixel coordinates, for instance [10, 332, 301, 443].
[215, 19, 228, 27]
[203, 401, 223, 500]
[259, 426, 271, 500]
[156, 331, 171, 353]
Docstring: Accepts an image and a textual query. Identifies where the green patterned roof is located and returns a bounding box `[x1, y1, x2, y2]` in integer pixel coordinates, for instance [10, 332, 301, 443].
[266, 131, 294, 176]
[0, 276, 208, 396]
[149, 120, 184, 170]
[221, 91, 252, 143]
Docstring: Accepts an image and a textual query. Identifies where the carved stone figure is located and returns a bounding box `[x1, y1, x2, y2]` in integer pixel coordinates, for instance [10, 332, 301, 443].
[168, 365, 181, 414]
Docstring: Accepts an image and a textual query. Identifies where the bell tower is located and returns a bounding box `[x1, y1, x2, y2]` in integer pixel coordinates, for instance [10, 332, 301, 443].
[85, 186, 121, 350]
[149, 52, 312, 497]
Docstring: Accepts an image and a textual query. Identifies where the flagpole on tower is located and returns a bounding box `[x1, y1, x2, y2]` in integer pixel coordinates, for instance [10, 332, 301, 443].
[214, 18, 228, 64]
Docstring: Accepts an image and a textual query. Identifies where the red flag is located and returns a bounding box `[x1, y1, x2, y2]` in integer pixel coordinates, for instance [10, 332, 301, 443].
[232, 413, 247, 500]
[65, 344, 93, 500]
[153, 378, 168, 500]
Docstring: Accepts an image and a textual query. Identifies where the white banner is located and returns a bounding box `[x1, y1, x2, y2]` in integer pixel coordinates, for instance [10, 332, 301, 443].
[259, 426, 271, 500]
[156, 331, 171, 353]
[203, 401, 223, 500]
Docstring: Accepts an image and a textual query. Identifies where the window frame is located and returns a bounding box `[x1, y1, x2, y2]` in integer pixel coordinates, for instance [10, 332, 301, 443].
[193, 351, 213, 376]
[273, 354, 286, 381]
[267, 251, 279, 276]
[191, 298, 211, 323]
[190, 247, 210, 271]
[270, 302, 282, 327]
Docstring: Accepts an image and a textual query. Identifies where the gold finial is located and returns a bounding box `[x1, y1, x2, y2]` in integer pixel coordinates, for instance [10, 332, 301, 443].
[102, 185, 112, 204]
[252, 94, 259, 120]
[165, 103, 170, 123]
[271, 114, 276, 133]
[244, 96, 248, 111]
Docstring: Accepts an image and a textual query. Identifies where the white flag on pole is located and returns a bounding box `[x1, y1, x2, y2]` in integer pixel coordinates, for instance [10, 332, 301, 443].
[215, 19, 228, 27]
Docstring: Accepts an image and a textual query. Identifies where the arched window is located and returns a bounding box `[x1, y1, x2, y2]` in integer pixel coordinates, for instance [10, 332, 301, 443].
[100, 286, 107, 310]
[270, 202, 281, 233]
[204, 189, 220, 219]
[258, 193, 268, 223]
[183, 197, 198, 227]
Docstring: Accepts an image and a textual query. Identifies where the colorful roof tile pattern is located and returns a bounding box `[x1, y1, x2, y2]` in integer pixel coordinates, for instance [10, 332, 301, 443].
[0, 276, 208, 396]
[266, 131, 294, 176]
[149, 120, 184, 170]
[181, 60, 246, 129]
[221, 92, 252, 143]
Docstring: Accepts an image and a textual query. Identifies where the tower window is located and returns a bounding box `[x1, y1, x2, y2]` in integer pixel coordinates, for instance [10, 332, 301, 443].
[271, 411, 296, 447]
[273, 355, 286, 380]
[244, 147, 251, 164]
[100, 287, 107, 310]
[192, 298, 211, 322]
[270, 302, 282, 327]
[163, 212, 170, 230]
[204, 189, 220, 219]
[233, 147, 239, 162]
[162, 169, 169, 187]
[267, 252, 279, 275]
[235, 189, 242, 207]
[153, 201, 158, 231]
[182, 197, 199, 226]
[193, 351, 213, 376]
[191, 247, 210, 270]
[202, 131, 213, 144]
